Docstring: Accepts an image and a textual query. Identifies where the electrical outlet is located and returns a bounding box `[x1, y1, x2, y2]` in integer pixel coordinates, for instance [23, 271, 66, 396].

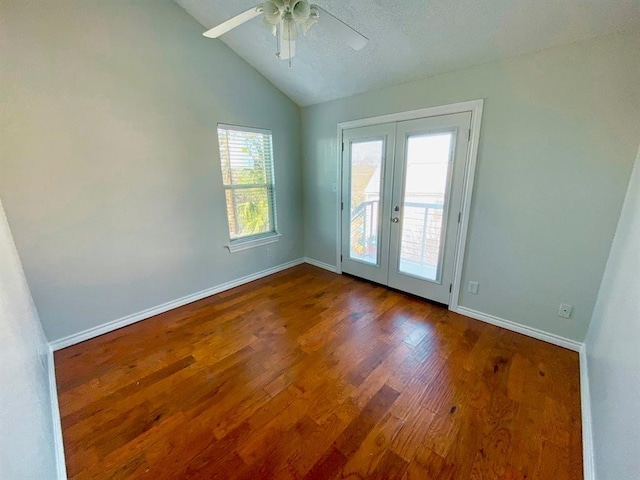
[558, 303, 573, 319]
[265, 248, 273, 260]
[468, 281, 479, 295]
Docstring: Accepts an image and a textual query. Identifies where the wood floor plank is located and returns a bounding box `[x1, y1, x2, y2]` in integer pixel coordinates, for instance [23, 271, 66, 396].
[55, 264, 582, 479]
[390, 404, 436, 462]
[334, 383, 401, 458]
[369, 448, 410, 479]
[340, 412, 405, 478]
[303, 445, 349, 480]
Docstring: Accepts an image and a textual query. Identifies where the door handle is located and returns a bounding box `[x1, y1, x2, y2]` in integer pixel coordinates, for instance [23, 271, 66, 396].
[391, 217, 399, 223]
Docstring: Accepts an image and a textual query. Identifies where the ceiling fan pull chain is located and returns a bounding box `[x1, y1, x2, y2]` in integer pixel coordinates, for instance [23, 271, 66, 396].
[288, 20, 293, 67]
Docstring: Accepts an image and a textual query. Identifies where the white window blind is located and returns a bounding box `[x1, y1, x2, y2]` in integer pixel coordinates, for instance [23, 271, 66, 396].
[217, 124, 277, 241]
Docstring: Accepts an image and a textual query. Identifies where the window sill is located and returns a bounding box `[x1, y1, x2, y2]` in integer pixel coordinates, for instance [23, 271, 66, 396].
[226, 233, 281, 253]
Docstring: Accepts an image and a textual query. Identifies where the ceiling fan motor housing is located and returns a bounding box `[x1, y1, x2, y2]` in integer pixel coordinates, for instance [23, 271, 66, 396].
[261, 0, 318, 35]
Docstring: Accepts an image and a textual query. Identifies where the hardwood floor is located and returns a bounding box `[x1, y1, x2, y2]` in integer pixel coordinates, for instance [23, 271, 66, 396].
[55, 264, 582, 479]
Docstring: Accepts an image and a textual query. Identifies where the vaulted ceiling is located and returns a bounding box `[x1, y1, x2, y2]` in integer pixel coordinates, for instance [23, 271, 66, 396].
[175, 0, 640, 106]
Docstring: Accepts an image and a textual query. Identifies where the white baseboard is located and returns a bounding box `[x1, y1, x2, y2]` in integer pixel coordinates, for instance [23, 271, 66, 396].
[304, 257, 338, 273]
[49, 258, 305, 351]
[47, 347, 67, 480]
[453, 306, 583, 352]
[579, 344, 595, 480]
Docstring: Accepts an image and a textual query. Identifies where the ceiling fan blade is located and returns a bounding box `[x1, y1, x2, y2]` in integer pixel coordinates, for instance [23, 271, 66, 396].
[203, 6, 262, 38]
[313, 5, 368, 51]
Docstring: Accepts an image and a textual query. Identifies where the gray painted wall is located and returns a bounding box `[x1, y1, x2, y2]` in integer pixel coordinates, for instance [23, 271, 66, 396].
[0, 198, 58, 479]
[301, 31, 640, 342]
[1, 0, 303, 342]
[586, 147, 640, 480]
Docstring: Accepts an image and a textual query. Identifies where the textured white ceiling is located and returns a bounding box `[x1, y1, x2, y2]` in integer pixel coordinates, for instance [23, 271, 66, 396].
[174, 0, 640, 106]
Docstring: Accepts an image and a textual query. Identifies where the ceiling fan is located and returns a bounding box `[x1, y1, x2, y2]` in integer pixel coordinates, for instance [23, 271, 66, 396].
[203, 1, 368, 64]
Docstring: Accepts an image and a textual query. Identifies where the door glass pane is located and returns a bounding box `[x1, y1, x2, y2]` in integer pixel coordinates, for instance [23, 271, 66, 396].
[349, 140, 384, 264]
[399, 132, 453, 282]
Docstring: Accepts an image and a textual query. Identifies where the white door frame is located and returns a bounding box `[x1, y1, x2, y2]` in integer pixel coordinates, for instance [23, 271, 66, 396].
[335, 99, 484, 311]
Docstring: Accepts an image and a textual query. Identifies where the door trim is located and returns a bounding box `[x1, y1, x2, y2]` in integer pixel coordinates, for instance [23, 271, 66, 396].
[335, 99, 484, 311]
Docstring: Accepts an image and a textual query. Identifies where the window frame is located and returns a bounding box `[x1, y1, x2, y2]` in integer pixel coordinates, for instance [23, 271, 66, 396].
[217, 123, 280, 253]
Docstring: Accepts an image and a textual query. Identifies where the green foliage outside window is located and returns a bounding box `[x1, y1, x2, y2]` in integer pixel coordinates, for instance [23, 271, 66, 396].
[218, 126, 276, 240]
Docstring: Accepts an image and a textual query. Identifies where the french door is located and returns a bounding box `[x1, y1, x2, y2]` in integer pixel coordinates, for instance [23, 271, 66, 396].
[341, 112, 472, 304]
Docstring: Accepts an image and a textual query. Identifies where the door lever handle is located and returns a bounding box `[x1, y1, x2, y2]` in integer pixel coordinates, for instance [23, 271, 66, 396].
[391, 217, 399, 223]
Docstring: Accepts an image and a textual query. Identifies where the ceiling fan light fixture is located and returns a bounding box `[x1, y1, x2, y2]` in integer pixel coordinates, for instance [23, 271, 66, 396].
[291, 1, 311, 23]
[262, 1, 281, 25]
[260, 0, 308, 63]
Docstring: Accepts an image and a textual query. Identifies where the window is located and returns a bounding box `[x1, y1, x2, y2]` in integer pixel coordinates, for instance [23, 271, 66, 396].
[217, 124, 278, 251]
